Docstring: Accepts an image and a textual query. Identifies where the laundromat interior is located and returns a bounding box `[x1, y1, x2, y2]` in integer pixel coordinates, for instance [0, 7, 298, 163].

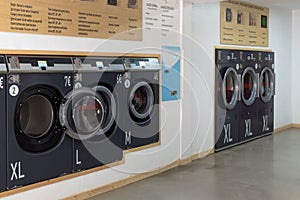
[0, 0, 300, 199]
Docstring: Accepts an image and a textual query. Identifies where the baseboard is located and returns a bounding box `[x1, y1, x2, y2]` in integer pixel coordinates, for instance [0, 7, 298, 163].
[179, 149, 214, 166]
[63, 148, 215, 200]
[274, 124, 293, 134]
[178, 157, 192, 166]
[190, 149, 215, 161]
[292, 124, 300, 129]
[62, 161, 179, 200]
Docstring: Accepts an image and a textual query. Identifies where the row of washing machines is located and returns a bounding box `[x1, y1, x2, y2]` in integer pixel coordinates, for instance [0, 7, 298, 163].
[215, 48, 275, 151]
[0, 55, 160, 191]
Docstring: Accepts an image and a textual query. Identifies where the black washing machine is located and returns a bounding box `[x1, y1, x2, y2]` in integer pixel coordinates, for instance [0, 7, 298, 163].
[257, 51, 275, 137]
[0, 56, 7, 191]
[121, 57, 160, 150]
[6, 55, 74, 189]
[215, 49, 242, 151]
[238, 51, 260, 142]
[65, 57, 124, 172]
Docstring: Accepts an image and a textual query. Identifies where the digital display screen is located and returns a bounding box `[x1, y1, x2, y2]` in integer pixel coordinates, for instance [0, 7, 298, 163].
[37, 61, 47, 68]
[139, 61, 146, 67]
[96, 61, 104, 68]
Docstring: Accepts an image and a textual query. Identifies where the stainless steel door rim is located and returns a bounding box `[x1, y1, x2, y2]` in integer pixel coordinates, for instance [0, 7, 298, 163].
[129, 81, 154, 120]
[222, 68, 240, 110]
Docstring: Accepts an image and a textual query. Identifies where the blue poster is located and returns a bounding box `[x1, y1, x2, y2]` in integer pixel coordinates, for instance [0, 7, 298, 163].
[161, 46, 181, 102]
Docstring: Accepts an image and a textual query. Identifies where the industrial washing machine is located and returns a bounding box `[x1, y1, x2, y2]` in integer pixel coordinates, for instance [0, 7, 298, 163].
[0, 56, 7, 191]
[257, 51, 275, 137]
[215, 49, 241, 151]
[6, 55, 74, 189]
[238, 50, 260, 143]
[67, 56, 124, 172]
[121, 57, 160, 149]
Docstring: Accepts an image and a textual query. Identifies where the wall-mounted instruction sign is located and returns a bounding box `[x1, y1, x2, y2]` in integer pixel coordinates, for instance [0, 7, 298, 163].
[220, 1, 269, 47]
[143, 0, 180, 47]
[0, 0, 142, 41]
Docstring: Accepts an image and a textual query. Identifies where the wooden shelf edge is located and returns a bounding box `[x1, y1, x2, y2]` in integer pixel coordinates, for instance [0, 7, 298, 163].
[214, 46, 273, 52]
[0, 49, 160, 58]
[124, 141, 161, 154]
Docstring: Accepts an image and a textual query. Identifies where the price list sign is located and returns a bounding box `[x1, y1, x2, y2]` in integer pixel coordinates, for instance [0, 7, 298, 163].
[0, 0, 142, 41]
[220, 1, 269, 47]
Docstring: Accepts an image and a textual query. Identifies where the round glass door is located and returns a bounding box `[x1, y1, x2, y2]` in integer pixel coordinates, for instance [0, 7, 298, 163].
[19, 95, 54, 138]
[15, 86, 62, 153]
[222, 68, 240, 110]
[260, 68, 274, 103]
[129, 81, 154, 121]
[94, 86, 117, 135]
[60, 87, 105, 140]
[242, 67, 258, 106]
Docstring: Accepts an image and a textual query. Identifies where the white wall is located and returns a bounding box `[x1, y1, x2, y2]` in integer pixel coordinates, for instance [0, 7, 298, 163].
[181, 2, 293, 159]
[182, 2, 218, 159]
[181, 2, 194, 159]
[292, 10, 300, 124]
[269, 6, 293, 128]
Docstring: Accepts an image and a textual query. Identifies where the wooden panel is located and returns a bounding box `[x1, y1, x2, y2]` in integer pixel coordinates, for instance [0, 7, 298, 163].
[0, 49, 160, 58]
[214, 46, 272, 52]
[220, 1, 269, 47]
[0, 0, 142, 41]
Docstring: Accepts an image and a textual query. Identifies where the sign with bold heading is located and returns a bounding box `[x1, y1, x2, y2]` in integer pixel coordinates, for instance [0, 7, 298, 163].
[220, 1, 269, 47]
[0, 0, 143, 41]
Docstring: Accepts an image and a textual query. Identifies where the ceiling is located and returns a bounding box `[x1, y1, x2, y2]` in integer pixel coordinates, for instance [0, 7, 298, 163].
[185, 0, 300, 10]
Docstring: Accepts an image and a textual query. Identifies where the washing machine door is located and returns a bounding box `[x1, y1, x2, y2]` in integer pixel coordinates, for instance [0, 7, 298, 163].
[222, 68, 240, 110]
[15, 86, 63, 153]
[93, 86, 117, 135]
[242, 67, 258, 106]
[60, 87, 107, 140]
[129, 81, 154, 122]
[260, 68, 275, 103]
